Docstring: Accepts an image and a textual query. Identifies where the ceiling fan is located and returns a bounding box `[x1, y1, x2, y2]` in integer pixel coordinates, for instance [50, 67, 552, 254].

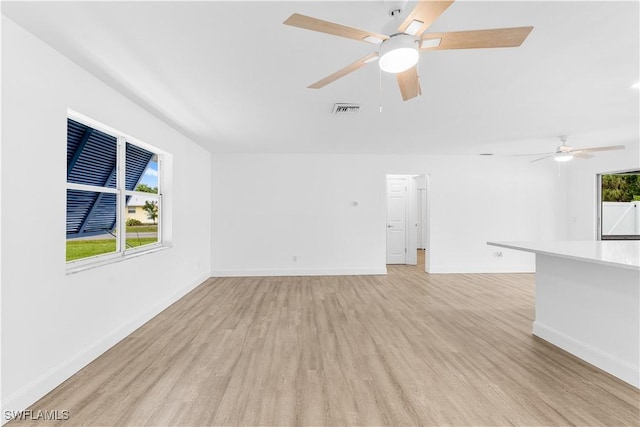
[283, 0, 533, 101]
[520, 136, 626, 163]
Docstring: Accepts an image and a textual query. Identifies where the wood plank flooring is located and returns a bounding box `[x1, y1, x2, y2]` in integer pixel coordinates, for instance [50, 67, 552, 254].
[9, 252, 640, 426]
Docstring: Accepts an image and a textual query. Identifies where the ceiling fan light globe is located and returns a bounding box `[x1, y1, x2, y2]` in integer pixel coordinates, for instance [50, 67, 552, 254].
[379, 34, 419, 73]
[554, 153, 574, 162]
[379, 48, 419, 73]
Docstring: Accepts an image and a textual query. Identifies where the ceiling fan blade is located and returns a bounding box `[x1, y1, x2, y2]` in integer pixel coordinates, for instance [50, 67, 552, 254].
[573, 152, 595, 159]
[571, 145, 625, 153]
[530, 154, 555, 163]
[308, 53, 378, 89]
[514, 152, 554, 157]
[398, 1, 455, 37]
[284, 13, 388, 44]
[420, 26, 533, 50]
[396, 66, 422, 101]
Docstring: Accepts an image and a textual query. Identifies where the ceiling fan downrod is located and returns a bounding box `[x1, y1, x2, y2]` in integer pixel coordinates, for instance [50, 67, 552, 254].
[384, 0, 408, 17]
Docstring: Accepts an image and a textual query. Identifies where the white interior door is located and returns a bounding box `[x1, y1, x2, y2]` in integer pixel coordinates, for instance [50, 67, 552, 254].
[386, 176, 408, 264]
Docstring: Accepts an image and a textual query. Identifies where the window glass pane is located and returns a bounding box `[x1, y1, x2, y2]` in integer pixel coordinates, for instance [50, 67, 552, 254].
[601, 172, 640, 240]
[127, 143, 157, 192]
[136, 154, 159, 192]
[67, 115, 164, 266]
[67, 119, 117, 188]
[66, 189, 118, 261]
[126, 194, 159, 249]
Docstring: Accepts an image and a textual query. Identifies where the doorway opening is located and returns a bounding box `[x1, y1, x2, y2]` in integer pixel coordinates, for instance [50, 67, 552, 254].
[385, 174, 430, 272]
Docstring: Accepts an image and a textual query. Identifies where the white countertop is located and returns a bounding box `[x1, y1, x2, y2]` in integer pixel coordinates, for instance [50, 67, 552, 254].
[487, 240, 640, 271]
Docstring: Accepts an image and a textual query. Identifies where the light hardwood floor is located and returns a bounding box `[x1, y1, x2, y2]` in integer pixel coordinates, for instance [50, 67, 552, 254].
[9, 252, 640, 426]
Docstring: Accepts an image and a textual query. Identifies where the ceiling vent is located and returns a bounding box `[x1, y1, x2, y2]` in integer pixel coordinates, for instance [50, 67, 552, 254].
[332, 103, 360, 115]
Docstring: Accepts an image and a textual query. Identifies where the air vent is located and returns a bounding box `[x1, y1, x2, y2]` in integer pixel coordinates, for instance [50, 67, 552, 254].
[332, 103, 360, 115]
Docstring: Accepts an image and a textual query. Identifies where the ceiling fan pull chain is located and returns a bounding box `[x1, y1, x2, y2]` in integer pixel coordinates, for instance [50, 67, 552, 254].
[379, 66, 383, 113]
[417, 61, 421, 102]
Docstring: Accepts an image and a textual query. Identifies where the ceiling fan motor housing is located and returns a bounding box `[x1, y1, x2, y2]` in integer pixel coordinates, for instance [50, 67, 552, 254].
[558, 145, 572, 153]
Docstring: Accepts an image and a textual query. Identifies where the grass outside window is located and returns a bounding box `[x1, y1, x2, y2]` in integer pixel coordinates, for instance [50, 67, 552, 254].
[66, 237, 158, 261]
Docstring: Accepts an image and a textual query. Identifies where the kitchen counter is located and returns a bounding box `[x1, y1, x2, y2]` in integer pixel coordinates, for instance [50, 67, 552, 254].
[488, 240, 640, 388]
[488, 240, 640, 271]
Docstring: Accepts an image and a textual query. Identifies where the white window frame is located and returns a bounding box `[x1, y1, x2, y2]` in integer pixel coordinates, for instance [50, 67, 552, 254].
[66, 111, 169, 273]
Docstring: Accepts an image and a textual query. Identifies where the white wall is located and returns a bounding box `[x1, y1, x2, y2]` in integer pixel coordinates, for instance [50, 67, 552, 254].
[211, 153, 564, 276]
[565, 143, 640, 240]
[1, 17, 211, 418]
[212, 154, 387, 276]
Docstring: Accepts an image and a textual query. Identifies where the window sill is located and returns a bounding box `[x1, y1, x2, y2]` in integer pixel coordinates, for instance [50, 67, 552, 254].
[66, 243, 172, 275]
[601, 235, 640, 240]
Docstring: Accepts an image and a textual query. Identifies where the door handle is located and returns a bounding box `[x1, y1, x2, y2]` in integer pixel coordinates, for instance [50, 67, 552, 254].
[387, 225, 393, 228]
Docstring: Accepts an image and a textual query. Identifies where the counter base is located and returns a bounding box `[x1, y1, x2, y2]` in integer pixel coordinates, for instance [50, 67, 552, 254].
[534, 254, 639, 388]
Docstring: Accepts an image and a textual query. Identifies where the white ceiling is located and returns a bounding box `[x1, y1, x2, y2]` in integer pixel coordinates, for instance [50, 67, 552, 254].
[3, 1, 639, 155]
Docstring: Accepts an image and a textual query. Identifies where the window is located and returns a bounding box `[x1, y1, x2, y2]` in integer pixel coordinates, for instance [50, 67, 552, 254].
[598, 170, 640, 240]
[66, 114, 164, 265]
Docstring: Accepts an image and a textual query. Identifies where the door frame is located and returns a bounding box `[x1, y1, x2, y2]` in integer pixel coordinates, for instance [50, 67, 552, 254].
[422, 174, 431, 273]
[385, 173, 431, 272]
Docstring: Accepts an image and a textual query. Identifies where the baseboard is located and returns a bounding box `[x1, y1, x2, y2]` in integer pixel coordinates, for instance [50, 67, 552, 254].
[428, 264, 535, 274]
[211, 267, 387, 277]
[533, 321, 640, 389]
[212, 265, 533, 276]
[1, 274, 209, 425]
